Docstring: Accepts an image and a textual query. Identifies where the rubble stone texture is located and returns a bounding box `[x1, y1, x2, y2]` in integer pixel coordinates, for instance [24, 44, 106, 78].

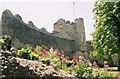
[0, 36, 75, 79]
[1, 51, 74, 78]
[1, 50, 75, 78]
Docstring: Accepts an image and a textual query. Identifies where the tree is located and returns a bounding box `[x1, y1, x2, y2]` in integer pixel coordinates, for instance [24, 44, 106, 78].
[92, 1, 120, 70]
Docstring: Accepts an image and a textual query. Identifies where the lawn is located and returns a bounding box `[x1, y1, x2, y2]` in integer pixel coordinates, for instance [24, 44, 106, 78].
[108, 71, 120, 78]
[99, 67, 120, 78]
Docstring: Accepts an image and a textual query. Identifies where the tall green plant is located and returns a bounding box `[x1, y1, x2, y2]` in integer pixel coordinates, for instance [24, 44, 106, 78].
[92, 1, 120, 70]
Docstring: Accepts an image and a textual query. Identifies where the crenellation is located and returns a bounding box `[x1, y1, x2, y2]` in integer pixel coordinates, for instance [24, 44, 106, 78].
[58, 18, 65, 23]
[28, 21, 36, 27]
[65, 21, 70, 24]
[79, 18, 83, 20]
[70, 22, 75, 25]
[64, 20, 75, 27]
[14, 14, 23, 22]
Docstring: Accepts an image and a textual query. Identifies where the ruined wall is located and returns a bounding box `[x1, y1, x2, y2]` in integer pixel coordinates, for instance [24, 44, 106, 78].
[1, 10, 77, 53]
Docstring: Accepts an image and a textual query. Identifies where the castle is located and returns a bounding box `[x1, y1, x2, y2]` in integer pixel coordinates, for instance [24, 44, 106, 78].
[1, 9, 87, 55]
[52, 18, 86, 51]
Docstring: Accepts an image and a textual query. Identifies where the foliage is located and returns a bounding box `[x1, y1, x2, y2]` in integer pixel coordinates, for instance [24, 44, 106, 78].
[92, 1, 120, 57]
[73, 60, 111, 79]
[90, 51, 99, 59]
[17, 48, 30, 59]
[17, 47, 40, 60]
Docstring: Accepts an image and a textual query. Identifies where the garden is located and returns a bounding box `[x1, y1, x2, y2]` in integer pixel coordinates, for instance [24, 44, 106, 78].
[1, 35, 119, 79]
[1, 1, 120, 79]
[16, 45, 119, 79]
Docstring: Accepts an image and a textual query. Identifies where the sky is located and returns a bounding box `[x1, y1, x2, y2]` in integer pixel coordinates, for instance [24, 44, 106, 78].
[0, 0, 96, 40]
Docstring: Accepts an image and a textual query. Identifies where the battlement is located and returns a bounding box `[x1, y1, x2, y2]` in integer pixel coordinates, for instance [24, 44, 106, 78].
[65, 21, 75, 26]
[75, 18, 83, 21]
[53, 18, 84, 29]
[54, 18, 83, 28]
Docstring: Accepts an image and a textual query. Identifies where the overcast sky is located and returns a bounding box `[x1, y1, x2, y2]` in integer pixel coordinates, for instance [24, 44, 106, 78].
[0, 0, 96, 40]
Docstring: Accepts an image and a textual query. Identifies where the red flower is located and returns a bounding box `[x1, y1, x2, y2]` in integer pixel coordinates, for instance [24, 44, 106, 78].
[41, 49, 49, 56]
[54, 49, 60, 53]
[32, 48, 38, 54]
[54, 49, 58, 52]
[42, 49, 47, 54]
[56, 52, 61, 57]
[73, 55, 79, 62]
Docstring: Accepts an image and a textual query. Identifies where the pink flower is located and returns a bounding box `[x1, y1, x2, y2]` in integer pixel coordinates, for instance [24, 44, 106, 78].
[56, 52, 62, 60]
[93, 61, 97, 66]
[73, 55, 79, 62]
[104, 65, 109, 71]
[54, 49, 59, 53]
[42, 49, 46, 54]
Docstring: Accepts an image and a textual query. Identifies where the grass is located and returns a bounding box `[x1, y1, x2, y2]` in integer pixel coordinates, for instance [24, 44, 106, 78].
[99, 67, 118, 71]
[108, 71, 120, 78]
[99, 67, 120, 78]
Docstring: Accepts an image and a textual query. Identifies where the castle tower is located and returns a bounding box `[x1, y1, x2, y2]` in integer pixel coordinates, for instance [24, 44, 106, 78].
[53, 18, 86, 51]
[75, 18, 86, 51]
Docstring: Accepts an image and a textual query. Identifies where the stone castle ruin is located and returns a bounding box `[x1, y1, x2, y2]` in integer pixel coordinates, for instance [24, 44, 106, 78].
[52, 18, 86, 51]
[0, 9, 87, 56]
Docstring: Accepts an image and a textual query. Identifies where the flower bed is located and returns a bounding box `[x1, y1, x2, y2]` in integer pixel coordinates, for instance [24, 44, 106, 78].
[16, 45, 113, 79]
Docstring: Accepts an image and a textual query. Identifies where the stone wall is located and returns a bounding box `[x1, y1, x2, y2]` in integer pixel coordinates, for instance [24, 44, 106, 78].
[1, 9, 78, 54]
